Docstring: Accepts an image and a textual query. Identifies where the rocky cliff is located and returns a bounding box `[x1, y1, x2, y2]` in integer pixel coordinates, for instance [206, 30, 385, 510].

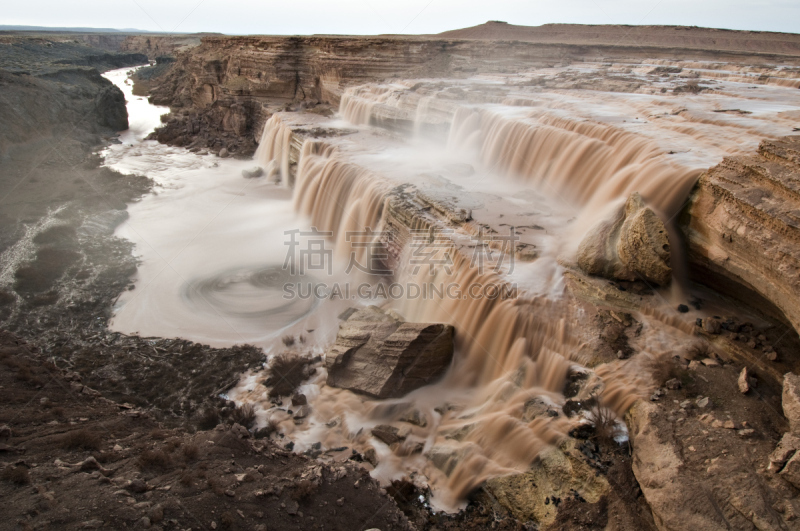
[0, 37, 145, 158]
[126, 29, 800, 157]
[119, 34, 201, 59]
[681, 137, 800, 333]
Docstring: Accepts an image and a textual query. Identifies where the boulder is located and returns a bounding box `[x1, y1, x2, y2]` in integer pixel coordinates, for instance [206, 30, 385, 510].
[95, 85, 129, 131]
[242, 166, 263, 178]
[781, 451, 800, 489]
[483, 442, 609, 527]
[783, 372, 800, 434]
[577, 192, 671, 286]
[325, 306, 454, 399]
[768, 433, 800, 473]
[371, 425, 402, 446]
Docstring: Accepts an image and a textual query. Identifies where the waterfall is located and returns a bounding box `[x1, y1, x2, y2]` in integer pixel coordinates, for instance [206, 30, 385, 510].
[254, 114, 293, 186]
[254, 110, 683, 510]
[447, 108, 702, 219]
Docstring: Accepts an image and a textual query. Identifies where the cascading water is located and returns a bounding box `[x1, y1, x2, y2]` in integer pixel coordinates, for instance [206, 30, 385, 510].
[254, 114, 293, 186]
[108, 59, 800, 512]
[242, 96, 693, 510]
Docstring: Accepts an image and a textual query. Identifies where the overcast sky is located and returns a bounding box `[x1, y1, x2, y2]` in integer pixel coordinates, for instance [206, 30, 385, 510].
[4, 0, 799, 35]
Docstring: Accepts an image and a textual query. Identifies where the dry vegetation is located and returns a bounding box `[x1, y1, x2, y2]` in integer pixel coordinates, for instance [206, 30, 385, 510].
[1, 465, 30, 486]
[232, 403, 256, 428]
[263, 352, 314, 397]
[60, 428, 102, 451]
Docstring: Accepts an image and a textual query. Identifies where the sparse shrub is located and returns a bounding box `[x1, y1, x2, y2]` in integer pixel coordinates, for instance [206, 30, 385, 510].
[137, 449, 172, 471]
[206, 477, 224, 496]
[197, 407, 220, 431]
[220, 511, 235, 528]
[254, 418, 280, 439]
[164, 438, 182, 453]
[182, 442, 200, 461]
[263, 353, 312, 397]
[60, 429, 101, 451]
[232, 403, 256, 428]
[589, 404, 620, 445]
[1, 465, 30, 485]
[282, 335, 296, 347]
[179, 471, 194, 487]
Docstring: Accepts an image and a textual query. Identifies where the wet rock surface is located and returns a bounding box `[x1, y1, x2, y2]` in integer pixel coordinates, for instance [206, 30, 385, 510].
[578, 192, 672, 286]
[326, 306, 455, 399]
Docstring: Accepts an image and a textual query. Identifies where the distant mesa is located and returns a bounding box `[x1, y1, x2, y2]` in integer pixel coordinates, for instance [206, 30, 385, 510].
[435, 20, 800, 55]
[0, 25, 156, 34]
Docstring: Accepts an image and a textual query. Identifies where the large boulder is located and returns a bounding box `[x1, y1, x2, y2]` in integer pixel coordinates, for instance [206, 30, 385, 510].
[325, 306, 454, 399]
[767, 373, 800, 487]
[577, 192, 672, 286]
[483, 442, 609, 527]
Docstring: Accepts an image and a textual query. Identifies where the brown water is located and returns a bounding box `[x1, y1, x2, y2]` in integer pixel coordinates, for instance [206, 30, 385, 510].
[112, 60, 800, 510]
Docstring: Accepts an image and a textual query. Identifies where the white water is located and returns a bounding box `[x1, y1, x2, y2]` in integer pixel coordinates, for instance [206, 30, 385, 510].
[103, 67, 354, 349]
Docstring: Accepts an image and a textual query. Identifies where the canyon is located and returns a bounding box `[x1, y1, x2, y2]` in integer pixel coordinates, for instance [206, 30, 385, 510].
[3, 21, 800, 531]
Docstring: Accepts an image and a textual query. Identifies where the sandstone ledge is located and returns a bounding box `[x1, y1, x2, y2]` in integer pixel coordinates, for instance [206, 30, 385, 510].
[681, 136, 800, 333]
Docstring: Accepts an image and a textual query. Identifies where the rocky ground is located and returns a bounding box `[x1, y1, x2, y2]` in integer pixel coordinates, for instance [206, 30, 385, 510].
[0, 331, 411, 531]
[5, 26, 800, 531]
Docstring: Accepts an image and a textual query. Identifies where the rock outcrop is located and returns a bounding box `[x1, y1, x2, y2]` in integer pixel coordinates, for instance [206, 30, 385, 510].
[681, 137, 800, 333]
[629, 399, 791, 530]
[768, 373, 800, 488]
[577, 192, 672, 286]
[325, 306, 454, 399]
[483, 442, 610, 527]
[0, 68, 129, 157]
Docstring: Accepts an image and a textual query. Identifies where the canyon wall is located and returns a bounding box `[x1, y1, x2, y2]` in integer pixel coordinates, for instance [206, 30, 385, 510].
[0, 37, 148, 158]
[127, 30, 800, 157]
[128, 28, 800, 336]
[681, 137, 800, 332]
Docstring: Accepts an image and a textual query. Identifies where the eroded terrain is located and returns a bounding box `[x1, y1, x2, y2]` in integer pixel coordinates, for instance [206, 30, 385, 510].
[4, 23, 800, 531]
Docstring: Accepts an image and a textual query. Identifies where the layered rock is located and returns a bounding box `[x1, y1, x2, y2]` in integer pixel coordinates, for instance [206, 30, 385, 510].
[125, 28, 800, 156]
[578, 192, 672, 286]
[483, 442, 610, 526]
[325, 306, 454, 399]
[681, 136, 800, 332]
[119, 34, 201, 59]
